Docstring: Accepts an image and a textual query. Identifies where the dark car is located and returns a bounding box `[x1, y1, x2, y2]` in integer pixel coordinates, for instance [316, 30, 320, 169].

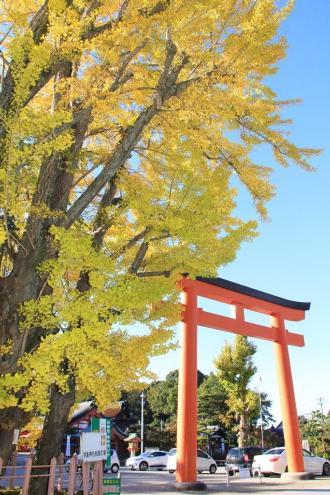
[225, 446, 265, 475]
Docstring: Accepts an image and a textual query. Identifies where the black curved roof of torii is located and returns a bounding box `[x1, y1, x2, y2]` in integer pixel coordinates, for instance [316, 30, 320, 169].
[196, 277, 311, 311]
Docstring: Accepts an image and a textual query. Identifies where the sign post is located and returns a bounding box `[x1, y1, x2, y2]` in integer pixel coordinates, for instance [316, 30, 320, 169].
[91, 418, 112, 466]
[103, 477, 121, 495]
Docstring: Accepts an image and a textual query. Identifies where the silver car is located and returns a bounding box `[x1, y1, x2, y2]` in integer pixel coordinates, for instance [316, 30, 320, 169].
[126, 450, 169, 471]
[167, 448, 217, 474]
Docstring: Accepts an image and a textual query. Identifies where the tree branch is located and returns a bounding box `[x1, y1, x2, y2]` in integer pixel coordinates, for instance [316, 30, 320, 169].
[110, 227, 152, 260]
[63, 38, 190, 228]
[92, 180, 119, 251]
[139, 0, 170, 17]
[129, 242, 148, 274]
[62, 102, 160, 228]
[110, 38, 149, 92]
[136, 270, 171, 278]
[0, 1, 50, 113]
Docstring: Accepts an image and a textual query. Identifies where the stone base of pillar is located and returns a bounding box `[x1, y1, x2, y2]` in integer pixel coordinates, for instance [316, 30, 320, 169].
[281, 471, 315, 481]
[168, 481, 207, 491]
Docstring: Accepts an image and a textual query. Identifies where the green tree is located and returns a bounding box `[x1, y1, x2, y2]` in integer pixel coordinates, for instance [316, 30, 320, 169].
[121, 389, 148, 434]
[214, 336, 259, 446]
[147, 369, 206, 422]
[145, 370, 205, 450]
[300, 411, 330, 459]
[197, 372, 229, 449]
[198, 373, 229, 427]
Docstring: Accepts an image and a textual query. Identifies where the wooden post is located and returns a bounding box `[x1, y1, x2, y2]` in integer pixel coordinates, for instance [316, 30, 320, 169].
[68, 455, 77, 495]
[92, 462, 99, 495]
[57, 452, 64, 493]
[0, 457, 3, 477]
[22, 455, 33, 495]
[82, 461, 89, 495]
[47, 457, 57, 495]
[98, 461, 103, 495]
[9, 450, 17, 489]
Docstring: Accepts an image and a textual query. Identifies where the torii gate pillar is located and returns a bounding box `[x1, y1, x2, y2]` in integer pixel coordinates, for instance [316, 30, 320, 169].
[272, 315, 304, 473]
[171, 277, 312, 492]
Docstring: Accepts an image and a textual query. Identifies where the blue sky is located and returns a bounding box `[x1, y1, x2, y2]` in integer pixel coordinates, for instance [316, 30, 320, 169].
[149, 1, 330, 423]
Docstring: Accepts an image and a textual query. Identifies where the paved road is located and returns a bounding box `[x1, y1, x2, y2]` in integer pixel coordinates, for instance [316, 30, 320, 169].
[2, 463, 330, 494]
[119, 467, 330, 494]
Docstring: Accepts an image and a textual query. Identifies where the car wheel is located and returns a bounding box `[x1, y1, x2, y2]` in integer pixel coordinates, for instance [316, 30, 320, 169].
[209, 464, 217, 474]
[169, 469, 175, 474]
[322, 462, 330, 476]
[228, 470, 234, 476]
[111, 464, 119, 473]
[139, 461, 148, 471]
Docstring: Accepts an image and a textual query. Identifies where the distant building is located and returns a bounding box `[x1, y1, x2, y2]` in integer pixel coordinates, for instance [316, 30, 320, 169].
[207, 426, 233, 464]
[65, 400, 129, 460]
[267, 421, 284, 444]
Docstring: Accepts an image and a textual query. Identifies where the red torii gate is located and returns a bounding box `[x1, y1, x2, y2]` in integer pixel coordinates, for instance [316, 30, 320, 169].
[173, 276, 310, 491]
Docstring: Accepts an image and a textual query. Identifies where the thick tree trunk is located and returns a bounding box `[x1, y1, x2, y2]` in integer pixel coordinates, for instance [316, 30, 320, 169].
[0, 430, 15, 471]
[0, 406, 31, 465]
[29, 375, 75, 495]
[238, 410, 250, 447]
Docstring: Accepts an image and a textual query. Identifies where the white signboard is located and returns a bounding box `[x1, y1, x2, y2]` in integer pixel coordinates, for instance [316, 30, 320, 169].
[302, 439, 310, 451]
[99, 418, 107, 453]
[12, 429, 20, 445]
[80, 432, 107, 462]
[65, 435, 71, 457]
[239, 467, 251, 479]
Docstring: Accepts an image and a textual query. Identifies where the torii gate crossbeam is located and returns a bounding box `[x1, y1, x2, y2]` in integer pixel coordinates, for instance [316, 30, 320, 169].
[173, 277, 311, 492]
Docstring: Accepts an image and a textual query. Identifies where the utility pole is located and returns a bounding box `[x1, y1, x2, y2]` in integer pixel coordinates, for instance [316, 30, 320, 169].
[318, 397, 325, 415]
[259, 376, 264, 449]
[140, 392, 145, 453]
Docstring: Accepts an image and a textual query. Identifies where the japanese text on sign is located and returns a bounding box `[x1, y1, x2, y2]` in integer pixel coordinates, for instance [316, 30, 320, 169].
[81, 432, 107, 462]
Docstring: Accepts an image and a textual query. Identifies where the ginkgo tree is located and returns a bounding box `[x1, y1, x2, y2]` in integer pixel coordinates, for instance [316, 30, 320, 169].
[0, 0, 318, 479]
[214, 335, 264, 447]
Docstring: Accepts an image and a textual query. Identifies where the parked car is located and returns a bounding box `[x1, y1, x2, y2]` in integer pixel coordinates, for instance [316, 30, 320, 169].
[104, 449, 120, 473]
[225, 446, 265, 475]
[252, 447, 330, 476]
[66, 448, 120, 473]
[126, 450, 169, 471]
[167, 448, 217, 474]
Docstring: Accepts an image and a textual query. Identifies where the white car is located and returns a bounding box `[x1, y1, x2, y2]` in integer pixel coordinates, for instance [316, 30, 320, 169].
[104, 449, 120, 473]
[167, 448, 217, 474]
[126, 450, 169, 471]
[252, 447, 330, 476]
